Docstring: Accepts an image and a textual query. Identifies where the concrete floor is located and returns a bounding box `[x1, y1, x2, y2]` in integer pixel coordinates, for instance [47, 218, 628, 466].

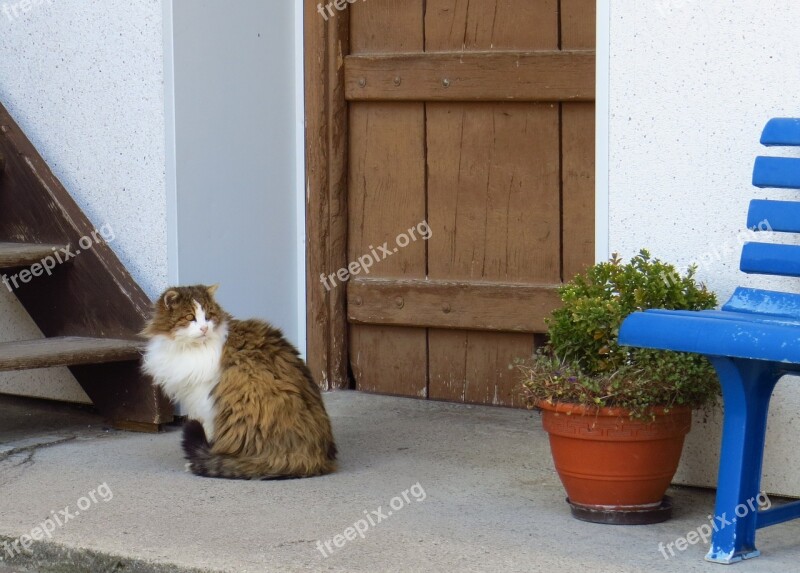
[1, 392, 800, 573]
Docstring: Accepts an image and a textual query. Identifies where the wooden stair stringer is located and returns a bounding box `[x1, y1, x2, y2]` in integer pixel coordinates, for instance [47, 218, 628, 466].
[0, 101, 172, 427]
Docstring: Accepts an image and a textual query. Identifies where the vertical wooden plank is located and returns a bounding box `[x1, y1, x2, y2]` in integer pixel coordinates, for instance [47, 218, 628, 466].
[304, 0, 350, 389]
[429, 330, 535, 406]
[560, 0, 596, 49]
[350, 0, 424, 54]
[425, 0, 558, 51]
[348, 0, 428, 397]
[561, 102, 595, 281]
[561, 0, 596, 281]
[348, 102, 428, 396]
[426, 103, 559, 405]
[425, 0, 561, 406]
[426, 103, 562, 283]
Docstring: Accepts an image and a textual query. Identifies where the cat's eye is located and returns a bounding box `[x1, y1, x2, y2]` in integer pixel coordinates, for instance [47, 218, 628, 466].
[186, 315, 195, 322]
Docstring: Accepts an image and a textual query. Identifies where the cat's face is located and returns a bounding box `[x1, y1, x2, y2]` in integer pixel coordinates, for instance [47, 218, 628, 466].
[143, 285, 225, 342]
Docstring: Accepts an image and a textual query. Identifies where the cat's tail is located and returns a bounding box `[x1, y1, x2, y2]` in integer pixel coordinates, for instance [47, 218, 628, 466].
[181, 419, 212, 464]
[181, 420, 257, 479]
[181, 420, 334, 480]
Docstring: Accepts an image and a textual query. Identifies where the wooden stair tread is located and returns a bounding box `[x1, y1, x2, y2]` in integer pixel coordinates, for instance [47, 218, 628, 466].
[0, 337, 144, 371]
[0, 242, 66, 268]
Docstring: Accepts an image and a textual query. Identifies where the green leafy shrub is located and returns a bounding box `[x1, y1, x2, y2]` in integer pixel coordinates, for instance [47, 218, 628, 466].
[519, 250, 720, 419]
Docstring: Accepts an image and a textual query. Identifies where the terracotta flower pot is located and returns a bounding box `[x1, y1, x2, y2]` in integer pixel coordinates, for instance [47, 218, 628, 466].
[538, 400, 692, 524]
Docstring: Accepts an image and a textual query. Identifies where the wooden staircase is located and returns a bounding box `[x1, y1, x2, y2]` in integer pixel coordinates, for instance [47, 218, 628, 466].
[0, 102, 172, 431]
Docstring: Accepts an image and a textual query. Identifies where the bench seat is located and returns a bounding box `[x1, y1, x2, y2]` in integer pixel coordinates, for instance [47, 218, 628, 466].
[621, 308, 800, 365]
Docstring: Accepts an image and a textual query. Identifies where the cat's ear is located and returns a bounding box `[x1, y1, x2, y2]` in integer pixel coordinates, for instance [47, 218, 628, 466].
[207, 284, 220, 296]
[162, 290, 180, 309]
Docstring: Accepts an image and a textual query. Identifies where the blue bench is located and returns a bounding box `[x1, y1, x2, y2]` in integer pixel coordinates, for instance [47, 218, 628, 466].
[619, 117, 800, 564]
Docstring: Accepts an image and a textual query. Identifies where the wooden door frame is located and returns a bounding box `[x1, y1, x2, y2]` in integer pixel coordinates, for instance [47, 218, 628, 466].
[303, 1, 350, 390]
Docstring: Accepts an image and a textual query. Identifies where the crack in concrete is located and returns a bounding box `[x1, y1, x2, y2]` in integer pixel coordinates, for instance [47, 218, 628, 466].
[0, 436, 76, 464]
[8, 449, 35, 470]
[0, 436, 78, 489]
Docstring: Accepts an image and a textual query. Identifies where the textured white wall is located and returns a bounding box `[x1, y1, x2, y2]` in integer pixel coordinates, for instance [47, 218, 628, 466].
[609, 1, 800, 495]
[0, 0, 168, 402]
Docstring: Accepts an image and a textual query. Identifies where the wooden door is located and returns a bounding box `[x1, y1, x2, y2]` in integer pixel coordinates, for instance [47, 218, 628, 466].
[305, 0, 595, 406]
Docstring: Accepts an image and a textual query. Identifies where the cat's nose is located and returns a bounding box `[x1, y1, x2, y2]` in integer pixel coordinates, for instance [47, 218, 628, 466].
[200, 325, 209, 335]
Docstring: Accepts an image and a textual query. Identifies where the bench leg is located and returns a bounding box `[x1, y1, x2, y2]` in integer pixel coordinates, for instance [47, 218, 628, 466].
[705, 358, 779, 564]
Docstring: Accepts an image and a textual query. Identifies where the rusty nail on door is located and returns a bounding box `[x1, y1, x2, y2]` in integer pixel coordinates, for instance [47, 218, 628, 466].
[442, 302, 451, 314]
[442, 78, 451, 88]
[395, 296, 404, 309]
[358, 78, 367, 88]
[393, 76, 402, 86]
[353, 296, 363, 306]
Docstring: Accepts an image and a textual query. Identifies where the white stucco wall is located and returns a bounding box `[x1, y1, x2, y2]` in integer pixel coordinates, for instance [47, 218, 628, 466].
[608, 1, 800, 495]
[0, 0, 168, 402]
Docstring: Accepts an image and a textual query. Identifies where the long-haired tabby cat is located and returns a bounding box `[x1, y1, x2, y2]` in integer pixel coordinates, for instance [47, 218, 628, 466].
[141, 284, 337, 480]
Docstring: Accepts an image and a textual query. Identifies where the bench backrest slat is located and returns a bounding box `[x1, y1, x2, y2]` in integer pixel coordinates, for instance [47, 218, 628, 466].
[760, 118, 800, 147]
[747, 199, 800, 233]
[752, 156, 800, 189]
[741, 242, 800, 277]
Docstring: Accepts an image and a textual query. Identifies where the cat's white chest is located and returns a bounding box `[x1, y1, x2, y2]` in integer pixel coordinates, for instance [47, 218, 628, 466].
[142, 332, 226, 441]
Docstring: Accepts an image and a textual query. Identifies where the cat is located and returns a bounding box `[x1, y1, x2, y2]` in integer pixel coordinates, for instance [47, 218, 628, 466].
[140, 284, 337, 480]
